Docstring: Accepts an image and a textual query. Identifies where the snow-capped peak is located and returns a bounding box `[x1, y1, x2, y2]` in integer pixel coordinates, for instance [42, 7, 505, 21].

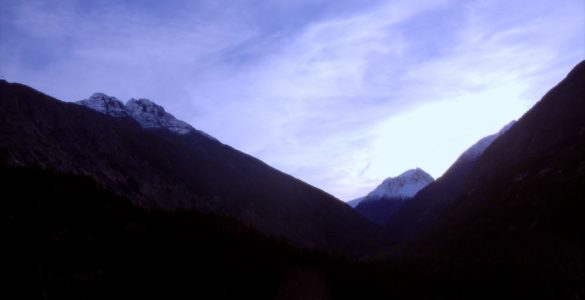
[77, 93, 129, 118]
[363, 168, 434, 202]
[457, 121, 516, 163]
[76, 93, 205, 136]
[126, 98, 194, 135]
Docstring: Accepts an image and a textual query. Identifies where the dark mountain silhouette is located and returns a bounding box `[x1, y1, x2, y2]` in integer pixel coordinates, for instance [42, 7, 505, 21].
[355, 198, 407, 226]
[6, 167, 534, 299]
[0, 167, 418, 300]
[5, 166, 571, 299]
[422, 60, 585, 296]
[3, 60, 584, 299]
[0, 80, 384, 253]
[386, 122, 514, 240]
[382, 60, 585, 298]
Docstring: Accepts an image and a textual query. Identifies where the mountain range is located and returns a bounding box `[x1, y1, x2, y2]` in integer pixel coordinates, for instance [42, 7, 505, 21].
[383, 120, 516, 238]
[0, 82, 385, 253]
[2, 60, 584, 299]
[382, 60, 585, 297]
[77, 93, 210, 136]
[349, 119, 516, 227]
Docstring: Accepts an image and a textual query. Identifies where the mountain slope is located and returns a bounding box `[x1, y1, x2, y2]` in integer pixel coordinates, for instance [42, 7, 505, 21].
[354, 168, 434, 225]
[77, 93, 209, 136]
[395, 60, 585, 298]
[4, 167, 520, 300]
[427, 60, 585, 251]
[455, 121, 516, 164]
[346, 197, 363, 208]
[0, 80, 384, 252]
[386, 121, 515, 239]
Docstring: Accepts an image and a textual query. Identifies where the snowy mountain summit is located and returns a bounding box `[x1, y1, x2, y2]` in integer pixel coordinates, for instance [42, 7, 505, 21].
[364, 168, 434, 202]
[77, 93, 206, 136]
[77, 93, 129, 118]
[125, 98, 194, 135]
[351, 168, 435, 223]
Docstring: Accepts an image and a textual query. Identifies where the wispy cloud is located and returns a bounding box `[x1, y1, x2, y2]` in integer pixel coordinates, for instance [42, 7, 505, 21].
[1, 0, 583, 200]
[189, 0, 583, 199]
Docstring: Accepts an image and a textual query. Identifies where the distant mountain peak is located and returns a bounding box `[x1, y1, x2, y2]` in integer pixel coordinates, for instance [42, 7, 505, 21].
[395, 167, 429, 179]
[2, 80, 385, 252]
[365, 168, 434, 202]
[76, 94, 199, 135]
[352, 168, 435, 225]
[78, 93, 129, 118]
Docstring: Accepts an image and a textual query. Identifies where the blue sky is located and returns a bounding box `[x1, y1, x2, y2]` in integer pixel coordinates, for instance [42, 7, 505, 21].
[1, 0, 583, 200]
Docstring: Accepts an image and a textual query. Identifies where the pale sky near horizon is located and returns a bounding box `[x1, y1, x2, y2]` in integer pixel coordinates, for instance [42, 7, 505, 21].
[1, 0, 583, 200]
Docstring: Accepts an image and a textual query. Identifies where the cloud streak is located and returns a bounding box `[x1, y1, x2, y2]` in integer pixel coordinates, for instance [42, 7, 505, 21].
[1, 0, 583, 200]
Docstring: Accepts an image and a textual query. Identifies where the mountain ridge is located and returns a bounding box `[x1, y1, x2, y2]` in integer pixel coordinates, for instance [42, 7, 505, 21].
[0, 80, 385, 253]
[363, 168, 434, 202]
[1, 59, 584, 298]
[385, 120, 518, 240]
[455, 120, 516, 164]
[77, 92, 215, 137]
[383, 60, 585, 298]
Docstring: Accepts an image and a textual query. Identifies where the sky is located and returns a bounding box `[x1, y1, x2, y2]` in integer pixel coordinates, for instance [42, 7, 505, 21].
[1, 0, 583, 200]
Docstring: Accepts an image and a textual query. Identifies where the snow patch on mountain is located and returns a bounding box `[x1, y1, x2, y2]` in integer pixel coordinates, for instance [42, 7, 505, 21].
[456, 121, 516, 163]
[77, 93, 129, 118]
[364, 168, 434, 202]
[76, 93, 214, 139]
[351, 168, 434, 208]
[126, 98, 194, 135]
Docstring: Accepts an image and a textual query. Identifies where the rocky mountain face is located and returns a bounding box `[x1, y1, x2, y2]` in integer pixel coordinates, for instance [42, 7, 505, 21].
[77, 93, 204, 136]
[77, 93, 130, 118]
[0, 81, 385, 253]
[354, 168, 434, 225]
[2, 59, 584, 298]
[363, 168, 435, 201]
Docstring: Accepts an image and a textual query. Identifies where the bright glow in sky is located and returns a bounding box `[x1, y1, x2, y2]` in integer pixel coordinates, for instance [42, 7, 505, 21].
[1, 0, 583, 200]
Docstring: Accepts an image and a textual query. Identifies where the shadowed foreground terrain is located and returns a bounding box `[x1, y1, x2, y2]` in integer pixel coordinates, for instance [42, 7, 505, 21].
[2, 60, 585, 299]
[0, 79, 384, 253]
[3, 167, 557, 299]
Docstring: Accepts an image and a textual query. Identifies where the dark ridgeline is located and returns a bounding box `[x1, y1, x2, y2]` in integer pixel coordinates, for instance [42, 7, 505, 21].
[355, 197, 406, 225]
[386, 121, 515, 240]
[1, 166, 474, 300]
[381, 60, 585, 298]
[422, 60, 585, 295]
[0, 80, 385, 254]
[2, 60, 584, 299]
[385, 142, 488, 241]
